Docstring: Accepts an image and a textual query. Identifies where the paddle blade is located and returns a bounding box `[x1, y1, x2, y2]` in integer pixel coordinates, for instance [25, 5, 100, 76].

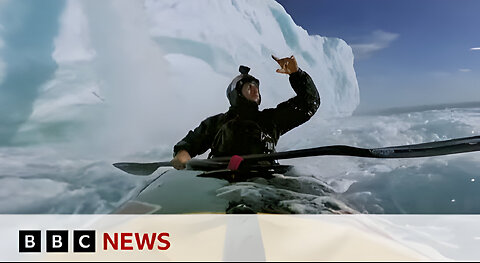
[113, 162, 170, 175]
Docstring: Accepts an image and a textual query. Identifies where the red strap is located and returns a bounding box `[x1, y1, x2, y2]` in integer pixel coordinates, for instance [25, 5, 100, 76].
[227, 155, 244, 171]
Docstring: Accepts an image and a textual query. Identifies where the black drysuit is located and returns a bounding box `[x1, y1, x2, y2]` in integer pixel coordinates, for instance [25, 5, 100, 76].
[173, 69, 320, 159]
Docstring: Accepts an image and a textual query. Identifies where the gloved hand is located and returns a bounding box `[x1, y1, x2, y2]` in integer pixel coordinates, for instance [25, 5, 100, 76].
[272, 55, 299, 74]
[171, 150, 191, 170]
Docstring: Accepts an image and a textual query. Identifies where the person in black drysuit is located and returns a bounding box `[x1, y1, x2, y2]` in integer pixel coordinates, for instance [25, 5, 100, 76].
[171, 55, 320, 170]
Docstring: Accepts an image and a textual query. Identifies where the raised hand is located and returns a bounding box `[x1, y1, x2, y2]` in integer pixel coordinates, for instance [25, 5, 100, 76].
[272, 55, 299, 74]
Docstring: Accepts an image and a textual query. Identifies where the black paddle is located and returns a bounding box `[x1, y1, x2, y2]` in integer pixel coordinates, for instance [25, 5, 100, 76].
[113, 135, 480, 175]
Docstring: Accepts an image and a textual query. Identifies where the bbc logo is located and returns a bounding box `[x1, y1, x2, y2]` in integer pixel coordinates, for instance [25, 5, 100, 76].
[19, 230, 96, 253]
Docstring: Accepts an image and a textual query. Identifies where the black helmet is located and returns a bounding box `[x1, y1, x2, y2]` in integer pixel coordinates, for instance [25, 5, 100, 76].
[226, 65, 261, 107]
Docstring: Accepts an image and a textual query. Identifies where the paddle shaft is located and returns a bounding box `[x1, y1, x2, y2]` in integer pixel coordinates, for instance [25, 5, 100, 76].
[113, 135, 480, 175]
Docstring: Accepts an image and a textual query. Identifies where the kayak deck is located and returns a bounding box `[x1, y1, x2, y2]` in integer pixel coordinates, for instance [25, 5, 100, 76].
[114, 167, 356, 214]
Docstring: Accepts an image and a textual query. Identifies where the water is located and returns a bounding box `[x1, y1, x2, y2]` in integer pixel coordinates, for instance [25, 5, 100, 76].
[1, 106, 479, 214]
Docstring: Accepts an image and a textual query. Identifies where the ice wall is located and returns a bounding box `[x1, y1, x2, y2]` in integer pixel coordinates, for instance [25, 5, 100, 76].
[6, 0, 359, 156]
[0, 0, 64, 145]
[144, 0, 359, 115]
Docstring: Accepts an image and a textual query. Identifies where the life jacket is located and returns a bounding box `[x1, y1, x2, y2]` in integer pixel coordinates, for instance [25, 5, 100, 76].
[209, 116, 275, 158]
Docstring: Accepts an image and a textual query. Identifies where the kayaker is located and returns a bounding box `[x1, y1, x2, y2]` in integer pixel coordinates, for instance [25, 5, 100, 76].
[171, 55, 320, 170]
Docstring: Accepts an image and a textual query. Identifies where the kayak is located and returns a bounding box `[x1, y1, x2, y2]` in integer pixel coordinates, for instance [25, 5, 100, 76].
[114, 167, 357, 214]
[115, 169, 229, 214]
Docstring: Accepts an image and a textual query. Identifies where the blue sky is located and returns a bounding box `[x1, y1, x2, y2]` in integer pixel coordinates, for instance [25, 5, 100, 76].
[276, 0, 480, 112]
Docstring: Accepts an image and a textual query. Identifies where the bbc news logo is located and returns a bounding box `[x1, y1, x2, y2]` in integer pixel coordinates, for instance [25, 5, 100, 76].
[19, 230, 171, 253]
[19, 230, 96, 253]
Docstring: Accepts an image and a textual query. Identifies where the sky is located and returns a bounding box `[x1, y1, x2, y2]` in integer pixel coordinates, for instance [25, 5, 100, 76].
[276, 0, 480, 113]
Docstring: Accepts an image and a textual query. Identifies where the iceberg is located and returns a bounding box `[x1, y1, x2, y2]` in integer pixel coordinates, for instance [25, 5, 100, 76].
[6, 0, 359, 155]
[0, 0, 64, 145]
